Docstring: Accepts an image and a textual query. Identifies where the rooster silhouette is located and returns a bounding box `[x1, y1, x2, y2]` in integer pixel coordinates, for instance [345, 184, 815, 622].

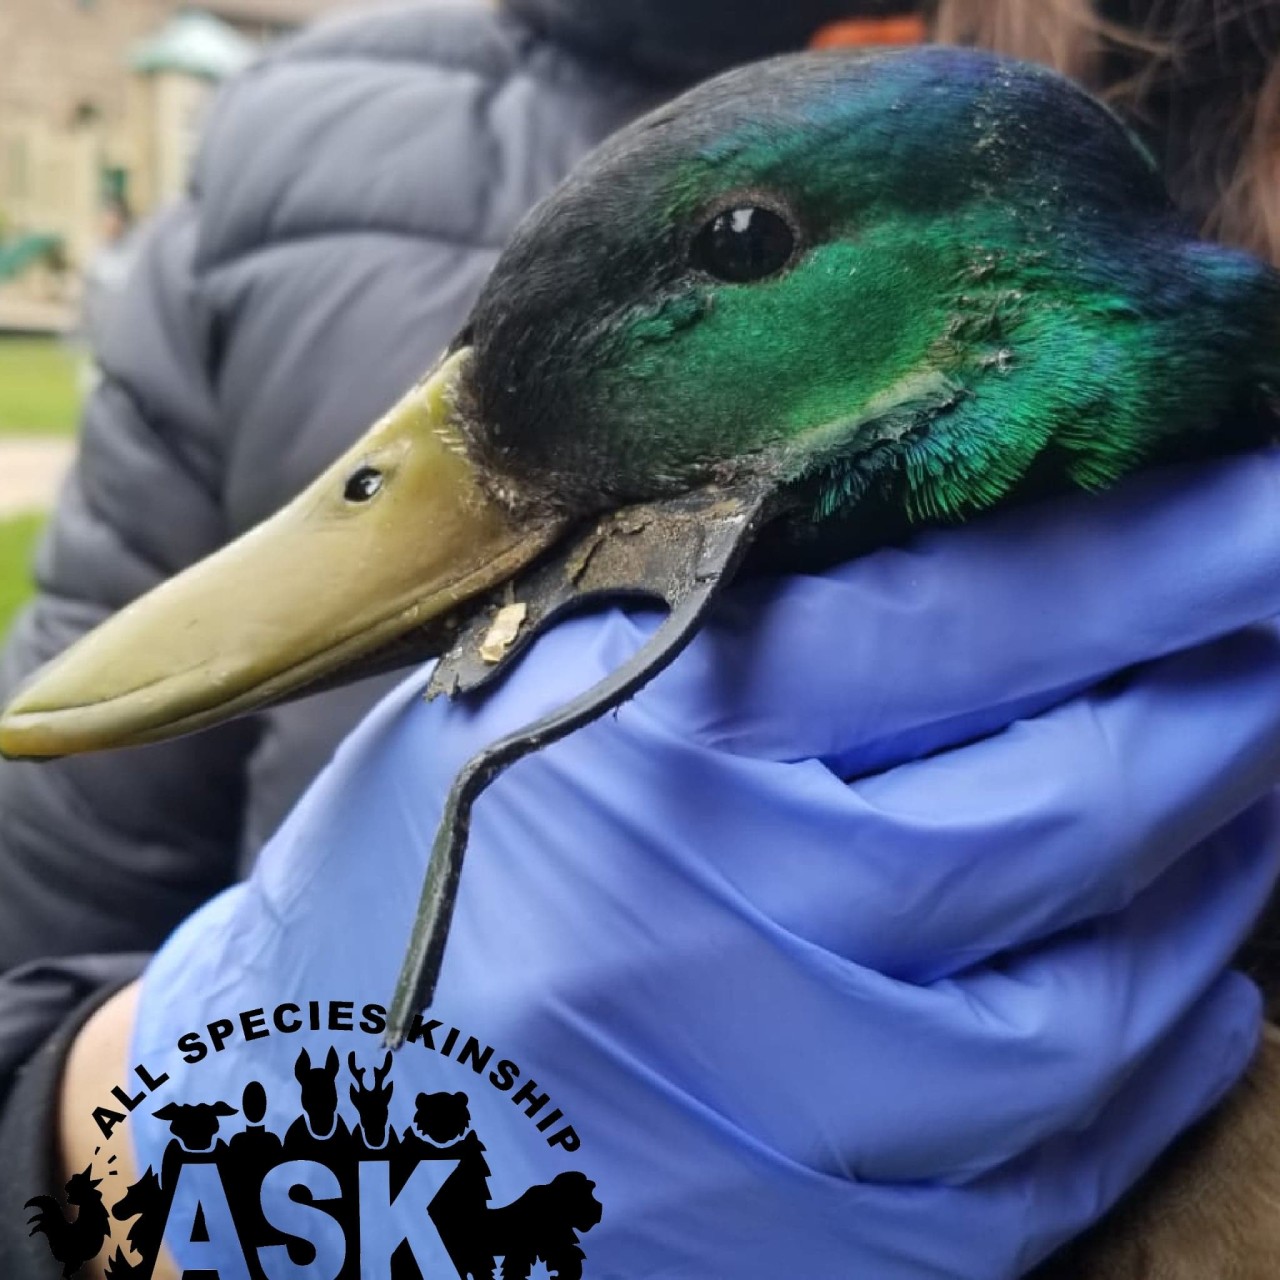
[25, 1163, 111, 1279]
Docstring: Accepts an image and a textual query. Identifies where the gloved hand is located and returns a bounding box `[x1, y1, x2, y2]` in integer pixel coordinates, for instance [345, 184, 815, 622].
[129, 451, 1280, 1279]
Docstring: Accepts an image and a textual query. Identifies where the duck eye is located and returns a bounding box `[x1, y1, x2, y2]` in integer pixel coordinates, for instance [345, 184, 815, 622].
[690, 205, 796, 283]
[344, 466, 384, 503]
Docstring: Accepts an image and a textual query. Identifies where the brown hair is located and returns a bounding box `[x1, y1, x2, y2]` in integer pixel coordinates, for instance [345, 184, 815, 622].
[930, 0, 1280, 266]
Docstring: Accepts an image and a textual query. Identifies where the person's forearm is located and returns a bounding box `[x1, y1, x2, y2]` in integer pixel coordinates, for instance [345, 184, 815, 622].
[0, 956, 145, 1278]
[56, 981, 178, 1280]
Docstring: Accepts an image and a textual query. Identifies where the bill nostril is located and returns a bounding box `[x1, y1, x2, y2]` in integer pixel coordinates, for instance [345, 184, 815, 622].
[344, 466, 384, 503]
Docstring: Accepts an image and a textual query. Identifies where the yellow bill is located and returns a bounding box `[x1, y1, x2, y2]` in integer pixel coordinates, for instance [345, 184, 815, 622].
[0, 349, 565, 759]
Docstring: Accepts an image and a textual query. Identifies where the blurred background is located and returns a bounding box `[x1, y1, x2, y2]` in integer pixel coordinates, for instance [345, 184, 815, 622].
[0, 0, 354, 635]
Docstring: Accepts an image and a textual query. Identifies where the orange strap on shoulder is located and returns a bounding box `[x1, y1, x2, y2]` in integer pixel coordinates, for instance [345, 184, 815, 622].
[809, 15, 928, 48]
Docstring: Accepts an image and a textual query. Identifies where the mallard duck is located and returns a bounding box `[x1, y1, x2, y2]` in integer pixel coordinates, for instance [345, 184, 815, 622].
[7, 41, 1280, 984]
[4, 52, 1280, 1270]
[8, 45, 1278, 1019]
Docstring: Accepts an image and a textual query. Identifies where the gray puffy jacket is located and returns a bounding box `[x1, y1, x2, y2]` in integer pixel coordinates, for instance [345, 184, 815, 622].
[0, 4, 868, 1269]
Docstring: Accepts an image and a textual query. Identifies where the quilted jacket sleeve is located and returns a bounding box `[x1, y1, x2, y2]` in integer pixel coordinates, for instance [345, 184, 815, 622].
[0, 198, 258, 971]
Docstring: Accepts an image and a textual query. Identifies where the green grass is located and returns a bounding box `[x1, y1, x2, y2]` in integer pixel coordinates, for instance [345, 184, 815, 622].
[0, 337, 81, 436]
[0, 513, 44, 638]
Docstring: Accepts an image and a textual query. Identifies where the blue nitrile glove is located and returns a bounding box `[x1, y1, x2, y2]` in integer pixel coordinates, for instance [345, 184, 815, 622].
[128, 452, 1280, 1280]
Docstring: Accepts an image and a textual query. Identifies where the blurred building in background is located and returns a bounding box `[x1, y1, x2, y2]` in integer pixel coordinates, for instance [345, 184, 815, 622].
[0, 0, 353, 329]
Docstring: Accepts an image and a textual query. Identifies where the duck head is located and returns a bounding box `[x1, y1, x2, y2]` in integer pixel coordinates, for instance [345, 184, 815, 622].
[2, 44, 1276, 831]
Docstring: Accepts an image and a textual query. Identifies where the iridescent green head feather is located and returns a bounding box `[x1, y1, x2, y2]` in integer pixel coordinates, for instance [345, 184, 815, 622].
[460, 46, 1280, 543]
